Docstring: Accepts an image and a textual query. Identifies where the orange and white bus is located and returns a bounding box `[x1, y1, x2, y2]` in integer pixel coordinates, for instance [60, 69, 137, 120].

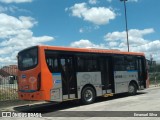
[17, 45, 149, 104]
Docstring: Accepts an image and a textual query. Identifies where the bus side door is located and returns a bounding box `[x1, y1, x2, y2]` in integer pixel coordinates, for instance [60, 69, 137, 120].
[100, 56, 114, 93]
[59, 55, 77, 100]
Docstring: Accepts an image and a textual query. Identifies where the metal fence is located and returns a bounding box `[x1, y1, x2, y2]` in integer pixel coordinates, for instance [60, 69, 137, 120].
[149, 72, 160, 86]
[0, 65, 18, 101]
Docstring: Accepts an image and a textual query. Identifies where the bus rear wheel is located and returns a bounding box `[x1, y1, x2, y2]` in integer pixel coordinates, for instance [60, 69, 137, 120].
[81, 86, 96, 104]
[128, 83, 137, 95]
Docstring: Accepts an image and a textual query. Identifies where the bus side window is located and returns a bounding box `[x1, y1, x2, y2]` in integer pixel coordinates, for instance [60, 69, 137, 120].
[114, 56, 125, 71]
[77, 55, 99, 72]
[46, 57, 59, 73]
[86, 59, 93, 71]
[60, 59, 66, 72]
[77, 57, 84, 72]
[124, 56, 136, 70]
[53, 59, 59, 72]
[114, 55, 137, 71]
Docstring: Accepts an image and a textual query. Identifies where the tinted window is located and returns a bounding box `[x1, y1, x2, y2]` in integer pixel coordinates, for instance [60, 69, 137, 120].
[114, 55, 136, 71]
[18, 47, 38, 71]
[124, 56, 136, 70]
[46, 57, 59, 72]
[114, 56, 125, 71]
[77, 55, 99, 72]
[45, 51, 59, 73]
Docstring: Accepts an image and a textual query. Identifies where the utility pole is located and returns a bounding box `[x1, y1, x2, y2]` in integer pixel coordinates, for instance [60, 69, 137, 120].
[120, 0, 129, 52]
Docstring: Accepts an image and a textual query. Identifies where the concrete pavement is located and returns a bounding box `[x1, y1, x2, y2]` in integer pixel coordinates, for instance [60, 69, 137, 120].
[0, 85, 160, 120]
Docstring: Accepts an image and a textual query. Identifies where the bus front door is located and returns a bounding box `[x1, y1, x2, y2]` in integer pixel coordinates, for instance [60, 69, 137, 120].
[59, 56, 77, 100]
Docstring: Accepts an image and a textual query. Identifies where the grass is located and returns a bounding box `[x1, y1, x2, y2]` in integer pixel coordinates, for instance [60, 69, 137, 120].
[0, 87, 18, 101]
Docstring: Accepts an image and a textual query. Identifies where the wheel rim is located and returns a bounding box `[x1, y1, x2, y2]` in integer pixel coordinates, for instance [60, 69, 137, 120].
[129, 85, 135, 93]
[84, 89, 93, 102]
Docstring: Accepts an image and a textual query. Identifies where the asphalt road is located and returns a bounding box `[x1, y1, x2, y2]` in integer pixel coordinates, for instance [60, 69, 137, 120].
[1, 86, 160, 120]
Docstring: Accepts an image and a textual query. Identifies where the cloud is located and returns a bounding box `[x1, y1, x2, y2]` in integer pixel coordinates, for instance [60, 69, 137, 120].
[128, 0, 138, 2]
[79, 28, 84, 33]
[67, 2, 116, 25]
[0, 13, 37, 38]
[104, 28, 154, 47]
[79, 25, 99, 33]
[70, 39, 96, 48]
[131, 40, 160, 53]
[70, 28, 160, 62]
[70, 39, 105, 48]
[88, 0, 98, 5]
[0, 13, 54, 65]
[0, 0, 32, 3]
[71, 28, 155, 49]
[104, 28, 160, 62]
[108, 41, 119, 47]
[0, 5, 30, 13]
[130, 40, 160, 62]
[68, 3, 87, 18]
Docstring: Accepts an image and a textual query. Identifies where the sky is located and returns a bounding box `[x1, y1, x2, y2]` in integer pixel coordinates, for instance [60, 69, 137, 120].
[0, 0, 160, 65]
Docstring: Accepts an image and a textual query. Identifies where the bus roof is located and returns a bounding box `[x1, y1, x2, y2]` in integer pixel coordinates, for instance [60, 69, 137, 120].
[38, 45, 145, 56]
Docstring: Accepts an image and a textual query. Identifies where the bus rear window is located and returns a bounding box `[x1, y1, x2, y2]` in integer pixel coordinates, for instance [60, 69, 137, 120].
[18, 47, 38, 71]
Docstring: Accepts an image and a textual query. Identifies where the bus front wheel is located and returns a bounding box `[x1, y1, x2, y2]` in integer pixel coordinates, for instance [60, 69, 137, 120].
[81, 86, 96, 104]
[128, 83, 137, 95]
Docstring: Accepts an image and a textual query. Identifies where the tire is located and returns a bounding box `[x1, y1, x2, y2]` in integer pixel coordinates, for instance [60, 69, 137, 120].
[128, 83, 137, 95]
[81, 86, 96, 104]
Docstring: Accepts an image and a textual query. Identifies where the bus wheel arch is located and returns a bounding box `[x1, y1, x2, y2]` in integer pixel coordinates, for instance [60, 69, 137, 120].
[81, 84, 96, 104]
[128, 80, 138, 95]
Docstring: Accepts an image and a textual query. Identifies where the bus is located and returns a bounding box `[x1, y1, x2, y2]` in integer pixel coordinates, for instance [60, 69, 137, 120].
[17, 45, 149, 104]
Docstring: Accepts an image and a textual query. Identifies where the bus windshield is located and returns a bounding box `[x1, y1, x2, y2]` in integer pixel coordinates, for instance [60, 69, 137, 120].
[18, 47, 38, 71]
